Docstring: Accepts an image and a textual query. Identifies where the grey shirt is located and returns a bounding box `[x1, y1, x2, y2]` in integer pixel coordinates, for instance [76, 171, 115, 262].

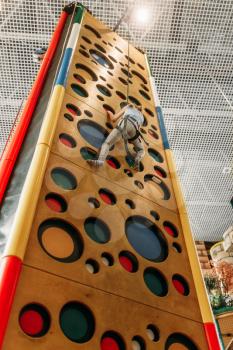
[123, 106, 144, 126]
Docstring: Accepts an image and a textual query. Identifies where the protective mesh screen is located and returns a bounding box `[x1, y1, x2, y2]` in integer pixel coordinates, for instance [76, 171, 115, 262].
[0, 0, 232, 241]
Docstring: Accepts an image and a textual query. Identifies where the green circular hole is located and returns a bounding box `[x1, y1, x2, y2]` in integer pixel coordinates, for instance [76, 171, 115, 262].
[148, 148, 163, 163]
[84, 217, 110, 244]
[51, 168, 77, 190]
[80, 147, 97, 160]
[60, 302, 95, 343]
[71, 84, 88, 97]
[144, 267, 168, 297]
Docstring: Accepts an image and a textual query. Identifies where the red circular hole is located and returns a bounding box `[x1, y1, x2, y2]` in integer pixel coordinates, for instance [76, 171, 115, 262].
[172, 274, 190, 296]
[173, 279, 185, 295]
[101, 337, 120, 350]
[99, 188, 116, 205]
[19, 304, 50, 337]
[163, 222, 178, 237]
[106, 156, 120, 169]
[59, 133, 76, 148]
[66, 103, 81, 116]
[154, 166, 167, 178]
[119, 251, 138, 273]
[46, 197, 62, 212]
[20, 310, 43, 336]
[45, 193, 67, 212]
[101, 332, 125, 350]
[119, 256, 133, 272]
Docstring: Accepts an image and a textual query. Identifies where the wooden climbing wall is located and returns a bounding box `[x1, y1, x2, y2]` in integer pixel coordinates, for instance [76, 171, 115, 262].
[2, 9, 211, 350]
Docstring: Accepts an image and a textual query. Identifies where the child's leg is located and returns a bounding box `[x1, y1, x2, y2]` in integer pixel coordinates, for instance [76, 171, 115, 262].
[87, 128, 122, 168]
[132, 137, 145, 170]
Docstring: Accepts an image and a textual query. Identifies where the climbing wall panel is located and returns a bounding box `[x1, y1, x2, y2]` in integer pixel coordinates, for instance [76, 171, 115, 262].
[2, 5, 216, 350]
[3, 265, 208, 350]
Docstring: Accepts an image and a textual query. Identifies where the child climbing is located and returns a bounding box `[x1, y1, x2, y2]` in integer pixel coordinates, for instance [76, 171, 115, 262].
[87, 104, 145, 171]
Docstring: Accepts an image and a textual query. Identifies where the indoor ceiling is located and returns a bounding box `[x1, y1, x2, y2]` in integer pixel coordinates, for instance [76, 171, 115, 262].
[0, 0, 232, 241]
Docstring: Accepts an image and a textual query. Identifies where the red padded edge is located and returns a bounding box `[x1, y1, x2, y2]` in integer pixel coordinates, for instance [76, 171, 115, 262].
[204, 322, 221, 350]
[0, 256, 22, 348]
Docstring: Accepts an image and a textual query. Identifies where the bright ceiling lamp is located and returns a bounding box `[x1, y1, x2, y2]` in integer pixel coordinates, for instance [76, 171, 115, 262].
[131, 6, 151, 24]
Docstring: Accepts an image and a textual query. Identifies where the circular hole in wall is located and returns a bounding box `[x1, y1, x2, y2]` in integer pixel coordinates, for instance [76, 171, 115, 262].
[94, 43, 106, 53]
[125, 55, 135, 64]
[97, 84, 112, 97]
[124, 169, 133, 177]
[79, 49, 89, 58]
[75, 63, 98, 81]
[141, 84, 149, 92]
[139, 89, 151, 100]
[38, 219, 83, 263]
[163, 222, 178, 237]
[90, 49, 114, 69]
[109, 54, 118, 63]
[131, 70, 147, 84]
[144, 267, 168, 297]
[88, 197, 100, 209]
[97, 95, 105, 101]
[128, 96, 141, 106]
[64, 113, 74, 121]
[60, 302, 95, 343]
[101, 331, 125, 350]
[80, 147, 98, 160]
[144, 175, 171, 200]
[73, 73, 86, 84]
[154, 166, 167, 178]
[84, 24, 101, 38]
[119, 251, 138, 273]
[121, 68, 132, 78]
[99, 188, 117, 205]
[131, 336, 146, 350]
[71, 84, 88, 97]
[59, 133, 76, 148]
[150, 210, 160, 221]
[146, 324, 160, 342]
[126, 216, 168, 262]
[51, 168, 77, 190]
[115, 46, 123, 53]
[84, 110, 93, 118]
[172, 274, 190, 296]
[106, 156, 121, 169]
[118, 77, 128, 85]
[66, 103, 81, 116]
[172, 242, 182, 253]
[137, 63, 145, 70]
[45, 193, 67, 212]
[77, 119, 109, 148]
[85, 259, 99, 274]
[125, 199, 135, 209]
[103, 104, 115, 114]
[148, 148, 164, 163]
[84, 217, 110, 243]
[19, 303, 50, 337]
[82, 36, 92, 44]
[148, 129, 159, 139]
[145, 108, 154, 117]
[116, 91, 126, 100]
[101, 252, 114, 266]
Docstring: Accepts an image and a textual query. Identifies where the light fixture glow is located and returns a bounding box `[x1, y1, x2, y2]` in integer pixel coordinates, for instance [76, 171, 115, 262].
[133, 7, 151, 24]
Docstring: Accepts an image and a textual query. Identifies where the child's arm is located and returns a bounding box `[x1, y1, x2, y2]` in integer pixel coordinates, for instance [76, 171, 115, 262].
[107, 105, 129, 123]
